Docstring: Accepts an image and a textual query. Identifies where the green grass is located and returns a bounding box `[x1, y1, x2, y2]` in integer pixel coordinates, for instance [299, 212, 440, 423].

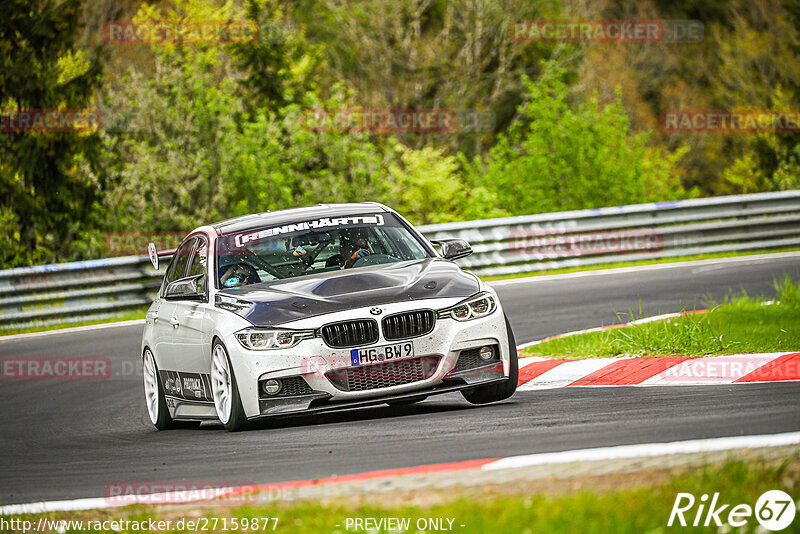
[8, 456, 799, 533]
[523, 277, 800, 359]
[214, 459, 799, 533]
[483, 248, 800, 281]
[0, 306, 148, 336]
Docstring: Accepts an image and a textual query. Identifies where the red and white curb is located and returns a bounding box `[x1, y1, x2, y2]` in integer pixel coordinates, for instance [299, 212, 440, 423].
[514, 305, 800, 389]
[3, 431, 800, 516]
[516, 352, 800, 390]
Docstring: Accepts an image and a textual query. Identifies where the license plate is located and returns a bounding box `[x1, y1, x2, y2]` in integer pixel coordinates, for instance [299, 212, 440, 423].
[350, 342, 414, 366]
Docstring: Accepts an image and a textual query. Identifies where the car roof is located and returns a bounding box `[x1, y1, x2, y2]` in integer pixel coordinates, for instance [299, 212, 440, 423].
[210, 202, 392, 236]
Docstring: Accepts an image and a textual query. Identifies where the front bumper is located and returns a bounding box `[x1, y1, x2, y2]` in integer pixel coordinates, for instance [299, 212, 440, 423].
[254, 375, 508, 420]
[223, 296, 510, 419]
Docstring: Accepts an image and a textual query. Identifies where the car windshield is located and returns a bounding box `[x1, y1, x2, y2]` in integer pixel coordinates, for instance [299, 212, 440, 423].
[215, 213, 431, 288]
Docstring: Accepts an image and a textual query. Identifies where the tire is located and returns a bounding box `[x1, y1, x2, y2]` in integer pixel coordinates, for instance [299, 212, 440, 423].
[461, 315, 518, 405]
[142, 348, 175, 430]
[211, 340, 248, 432]
[386, 396, 428, 406]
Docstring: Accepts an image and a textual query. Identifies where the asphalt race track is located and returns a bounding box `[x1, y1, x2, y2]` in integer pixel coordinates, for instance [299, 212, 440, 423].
[1, 254, 799, 505]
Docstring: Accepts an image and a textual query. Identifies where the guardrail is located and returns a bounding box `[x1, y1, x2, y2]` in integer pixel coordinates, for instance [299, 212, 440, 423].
[2, 190, 799, 330]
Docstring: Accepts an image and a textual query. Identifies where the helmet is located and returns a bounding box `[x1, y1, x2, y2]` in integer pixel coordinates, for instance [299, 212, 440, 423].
[340, 227, 369, 248]
[220, 263, 261, 288]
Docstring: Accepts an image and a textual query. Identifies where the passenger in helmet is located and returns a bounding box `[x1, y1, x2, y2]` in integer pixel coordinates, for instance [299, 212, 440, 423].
[220, 263, 261, 288]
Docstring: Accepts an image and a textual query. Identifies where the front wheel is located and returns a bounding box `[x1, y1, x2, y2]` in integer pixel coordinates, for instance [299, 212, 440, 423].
[461, 315, 518, 405]
[211, 341, 248, 432]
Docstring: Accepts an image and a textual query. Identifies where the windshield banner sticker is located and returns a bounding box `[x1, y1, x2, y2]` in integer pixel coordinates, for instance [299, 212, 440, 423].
[233, 214, 385, 248]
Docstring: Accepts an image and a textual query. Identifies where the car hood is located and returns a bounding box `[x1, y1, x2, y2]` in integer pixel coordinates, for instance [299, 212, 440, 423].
[218, 258, 480, 326]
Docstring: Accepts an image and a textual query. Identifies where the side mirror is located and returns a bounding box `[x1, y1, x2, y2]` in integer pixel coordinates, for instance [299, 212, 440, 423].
[432, 238, 473, 261]
[164, 274, 205, 301]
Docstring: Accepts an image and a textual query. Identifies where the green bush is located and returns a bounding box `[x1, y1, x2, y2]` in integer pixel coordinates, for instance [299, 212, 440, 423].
[387, 144, 507, 225]
[465, 63, 687, 216]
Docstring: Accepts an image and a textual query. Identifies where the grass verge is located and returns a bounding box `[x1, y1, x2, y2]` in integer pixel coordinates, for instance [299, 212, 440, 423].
[523, 277, 800, 359]
[483, 248, 800, 281]
[0, 306, 148, 337]
[6, 455, 799, 533]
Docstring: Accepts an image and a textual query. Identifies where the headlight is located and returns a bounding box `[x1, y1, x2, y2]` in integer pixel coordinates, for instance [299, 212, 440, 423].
[437, 292, 497, 321]
[215, 294, 254, 312]
[234, 328, 315, 350]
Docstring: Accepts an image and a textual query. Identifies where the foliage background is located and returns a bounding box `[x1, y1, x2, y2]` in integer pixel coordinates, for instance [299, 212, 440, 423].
[1, 0, 798, 267]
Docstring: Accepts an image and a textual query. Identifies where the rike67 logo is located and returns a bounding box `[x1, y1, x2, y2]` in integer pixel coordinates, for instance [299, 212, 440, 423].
[669, 490, 796, 531]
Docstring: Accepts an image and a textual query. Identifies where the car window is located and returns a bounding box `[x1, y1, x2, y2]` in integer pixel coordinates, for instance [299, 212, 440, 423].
[215, 213, 431, 287]
[165, 236, 196, 288]
[187, 236, 208, 294]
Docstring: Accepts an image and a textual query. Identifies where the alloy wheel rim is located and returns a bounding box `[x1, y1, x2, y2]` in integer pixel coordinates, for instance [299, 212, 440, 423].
[142, 350, 159, 425]
[211, 345, 232, 424]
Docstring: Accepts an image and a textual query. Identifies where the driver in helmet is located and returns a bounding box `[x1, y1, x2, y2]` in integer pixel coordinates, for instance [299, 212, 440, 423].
[220, 263, 261, 288]
[329, 228, 371, 268]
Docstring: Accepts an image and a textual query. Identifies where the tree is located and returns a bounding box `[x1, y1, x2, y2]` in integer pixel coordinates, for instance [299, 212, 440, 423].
[387, 144, 506, 224]
[232, 0, 322, 112]
[0, 0, 103, 267]
[221, 91, 395, 218]
[96, 0, 393, 233]
[465, 64, 686, 215]
[293, 0, 559, 157]
[97, 51, 239, 232]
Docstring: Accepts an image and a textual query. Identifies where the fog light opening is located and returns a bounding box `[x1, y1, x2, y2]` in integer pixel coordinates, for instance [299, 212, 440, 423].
[262, 379, 282, 395]
[479, 346, 494, 361]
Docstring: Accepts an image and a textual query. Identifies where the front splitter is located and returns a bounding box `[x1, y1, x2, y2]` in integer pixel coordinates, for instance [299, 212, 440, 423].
[253, 376, 509, 420]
